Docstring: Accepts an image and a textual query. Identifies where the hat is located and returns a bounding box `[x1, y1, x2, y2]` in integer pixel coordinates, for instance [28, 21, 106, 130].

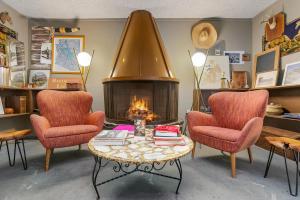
[192, 22, 217, 49]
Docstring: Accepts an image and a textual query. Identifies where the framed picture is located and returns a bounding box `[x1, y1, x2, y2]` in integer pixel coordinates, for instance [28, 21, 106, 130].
[255, 71, 278, 88]
[29, 70, 50, 88]
[10, 70, 26, 87]
[40, 42, 52, 64]
[51, 35, 85, 74]
[223, 51, 244, 64]
[252, 46, 280, 85]
[9, 42, 18, 67]
[0, 67, 4, 85]
[0, 97, 4, 114]
[282, 61, 300, 86]
[231, 71, 248, 89]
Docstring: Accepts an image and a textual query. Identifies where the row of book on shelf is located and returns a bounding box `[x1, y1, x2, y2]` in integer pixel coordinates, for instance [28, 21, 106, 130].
[94, 125, 185, 146]
[0, 95, 26, 115]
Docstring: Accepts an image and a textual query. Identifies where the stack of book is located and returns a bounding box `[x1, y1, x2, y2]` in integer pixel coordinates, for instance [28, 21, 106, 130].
[153, 125, 185, 146]
[94, 130, 128, 146]
[113, 124, 134, 138]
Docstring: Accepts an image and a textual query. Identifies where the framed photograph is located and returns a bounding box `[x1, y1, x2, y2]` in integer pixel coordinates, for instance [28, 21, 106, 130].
[252, 46, 280, 86]
[10, 70, 26, 87]
[51, 35, 85, 74]
[9, 42, 18, 67]
[282, 61, 300, 86]
[255, 71, 278, 88]
[40, 42, 52, 64]
[223, 51, 244, 64]
[29, 70, 50, 88]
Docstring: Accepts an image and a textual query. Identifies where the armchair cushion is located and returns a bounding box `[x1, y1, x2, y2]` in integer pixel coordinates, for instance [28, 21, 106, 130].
[44, 125, 99, 138]
[192, 126, 242, 142]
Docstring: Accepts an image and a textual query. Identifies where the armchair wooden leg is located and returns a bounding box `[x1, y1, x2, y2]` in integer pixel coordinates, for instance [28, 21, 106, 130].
[45, 148, 53, 171]
[78, 144, 81, 150]
[230, 153, 236, 178]
[191, 140, 196, 159]
[247, 148, 253, 164]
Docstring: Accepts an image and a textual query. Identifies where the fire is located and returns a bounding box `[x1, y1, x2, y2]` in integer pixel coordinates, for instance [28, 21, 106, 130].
[128, 96, 158, 121]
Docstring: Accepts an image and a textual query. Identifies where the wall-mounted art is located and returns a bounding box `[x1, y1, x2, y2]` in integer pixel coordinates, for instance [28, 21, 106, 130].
[282, 61, 300, 86]
[223, 51, 244, 64]
[196, 56, 230, 89]
[40, 42, 51, 64]
[263, 13, 300, 57]
[51, 35, 84, 74]
[29, 70, 50, 88]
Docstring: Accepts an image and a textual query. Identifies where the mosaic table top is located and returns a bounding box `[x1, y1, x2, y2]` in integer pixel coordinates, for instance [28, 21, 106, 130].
[88, 135, 194, 164]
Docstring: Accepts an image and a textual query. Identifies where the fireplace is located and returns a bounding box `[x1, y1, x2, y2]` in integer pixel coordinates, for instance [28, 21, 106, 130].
[103, 10, 179, 124]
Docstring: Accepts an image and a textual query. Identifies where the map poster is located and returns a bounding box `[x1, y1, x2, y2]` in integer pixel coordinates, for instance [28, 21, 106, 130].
[51, 35, 85, 74]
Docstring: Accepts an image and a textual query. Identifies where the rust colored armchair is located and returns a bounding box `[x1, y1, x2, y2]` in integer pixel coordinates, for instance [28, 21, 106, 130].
[188, 90, 268, 177]
[30, 90, 105, 171]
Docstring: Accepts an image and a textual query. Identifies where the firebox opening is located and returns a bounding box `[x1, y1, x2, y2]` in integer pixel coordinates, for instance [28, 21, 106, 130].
[128, 96, 158, 122]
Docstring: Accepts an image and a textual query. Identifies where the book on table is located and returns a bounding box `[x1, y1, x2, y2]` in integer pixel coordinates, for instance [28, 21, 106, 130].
[153, 125, 185, 146]
[94, 130, 128, 146]
[113, 124, 134, 137]
[154, 125, 180, 137]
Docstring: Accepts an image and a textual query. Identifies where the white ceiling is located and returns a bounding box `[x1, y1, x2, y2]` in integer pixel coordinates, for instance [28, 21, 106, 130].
[3, 0, 276, 19]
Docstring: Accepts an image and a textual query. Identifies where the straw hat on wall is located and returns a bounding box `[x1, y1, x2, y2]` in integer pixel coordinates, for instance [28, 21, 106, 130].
[192, 22, 217, 49]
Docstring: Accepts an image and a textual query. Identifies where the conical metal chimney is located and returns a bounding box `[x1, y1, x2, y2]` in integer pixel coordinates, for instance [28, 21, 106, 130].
[104, 10, 177, 82]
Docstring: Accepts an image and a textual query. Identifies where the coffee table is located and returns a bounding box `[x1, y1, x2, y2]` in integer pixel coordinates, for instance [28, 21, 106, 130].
[88, 132, 194, 199]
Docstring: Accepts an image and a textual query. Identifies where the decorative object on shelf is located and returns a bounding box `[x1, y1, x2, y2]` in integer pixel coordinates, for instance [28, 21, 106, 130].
[220, 72, 230, 89]
[231, 71, 248, 89]
[4, 107, 14, 114]
[52, 35, 85, 74]
[40, 42, 51, 64]
[263, 14, 300, 57]
[252, 46, 280, 86]
[215, 49, 221, 56]
[54, 27, 80, 33]
[134, 118, 146, 136]
[191, 22, 217, 49]
[264, 12, 285, 42]
[255, 71, 278, 88]
[29, 70, 50, 88]
[48, 77, 82, 89]
[266, 103, 284, 116]
[0, 97, 4, 114]
[10, 70, 25, 87]
[282, 61, 300, 86]
[242, 54, 251, 62]
[223, 51, 244, 64]
[74, 50, 94, 91]
[0, 11, 12, 25]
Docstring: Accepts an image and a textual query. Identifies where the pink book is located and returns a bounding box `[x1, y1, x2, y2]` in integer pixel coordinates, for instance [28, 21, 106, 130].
[113, 125, 135, 132]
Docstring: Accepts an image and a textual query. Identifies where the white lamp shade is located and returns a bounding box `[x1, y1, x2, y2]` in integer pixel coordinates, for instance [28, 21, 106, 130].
[77, 52, 92, 67]
[191, 52, 206, 67]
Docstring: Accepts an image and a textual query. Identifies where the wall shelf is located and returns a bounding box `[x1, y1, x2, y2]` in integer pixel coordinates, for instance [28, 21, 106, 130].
[0, 113, 30, 119]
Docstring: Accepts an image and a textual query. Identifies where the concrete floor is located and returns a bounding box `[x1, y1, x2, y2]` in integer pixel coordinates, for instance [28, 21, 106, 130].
[0, 140, 298, 200]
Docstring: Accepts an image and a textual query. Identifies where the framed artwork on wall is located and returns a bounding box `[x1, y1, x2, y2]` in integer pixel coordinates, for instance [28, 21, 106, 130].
[10, 70, 26, 87]
[282, 61, 300, 86]
[223, 51, 244, 64]
[29, 70, 50, 88]
[255, 71, 278, 88]
[51, 35, 85, 74]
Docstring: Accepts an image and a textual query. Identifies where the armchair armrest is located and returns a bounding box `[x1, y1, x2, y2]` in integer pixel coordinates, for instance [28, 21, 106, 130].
[238, 117, 264, 151]
[30, 114, 51, 145]
[187, 111, 218, 128]
[86, 111, 105, 131]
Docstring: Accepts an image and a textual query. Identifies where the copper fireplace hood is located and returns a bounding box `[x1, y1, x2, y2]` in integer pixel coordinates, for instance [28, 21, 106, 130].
[103, 10, 179, 124]
[103, 10, 178, 83]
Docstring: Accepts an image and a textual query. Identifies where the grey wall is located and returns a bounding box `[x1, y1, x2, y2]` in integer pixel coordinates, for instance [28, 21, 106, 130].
[252, 0, 300, 72]
[29, 18, 252, 120]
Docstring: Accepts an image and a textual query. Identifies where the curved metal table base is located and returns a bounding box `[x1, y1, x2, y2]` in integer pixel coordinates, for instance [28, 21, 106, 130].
[92, 156, 183, 199]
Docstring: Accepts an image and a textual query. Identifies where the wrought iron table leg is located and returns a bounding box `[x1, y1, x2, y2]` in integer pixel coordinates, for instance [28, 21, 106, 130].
[289, 150, 299, 197]
[283, 148, 294, 196]
[6, 140, 17, 166]
[175, 159, 183, 194]
[16, 139, 28, 170]
[92, 156, 101, 199]
[264, 145, 275, 178]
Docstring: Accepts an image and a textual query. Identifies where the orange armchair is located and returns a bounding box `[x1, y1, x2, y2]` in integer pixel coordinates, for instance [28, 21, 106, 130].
[30, 90, 105, 171]
[188, 90, 268, 177]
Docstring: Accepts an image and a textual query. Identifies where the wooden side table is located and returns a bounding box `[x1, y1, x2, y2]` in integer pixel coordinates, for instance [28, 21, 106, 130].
[0, 129, 31, 170]
[264, 136, 300, 196]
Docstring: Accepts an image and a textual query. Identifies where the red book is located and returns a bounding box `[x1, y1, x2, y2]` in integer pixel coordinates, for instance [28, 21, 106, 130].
[155, 125, 180, 134]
